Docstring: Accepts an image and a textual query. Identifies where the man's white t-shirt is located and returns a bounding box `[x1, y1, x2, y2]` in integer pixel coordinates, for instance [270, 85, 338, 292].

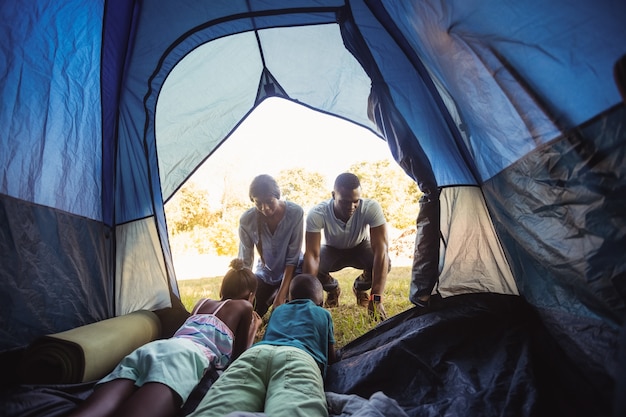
[306, 198, 386, 249]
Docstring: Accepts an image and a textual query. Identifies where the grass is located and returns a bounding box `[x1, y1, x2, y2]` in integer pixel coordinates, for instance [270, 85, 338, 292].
[178, 266, 414, 349]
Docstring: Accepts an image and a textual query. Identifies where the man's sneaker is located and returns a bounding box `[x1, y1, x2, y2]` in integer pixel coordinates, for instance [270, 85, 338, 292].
[324, 285, 341, 308]
[353, 288, 370, 308]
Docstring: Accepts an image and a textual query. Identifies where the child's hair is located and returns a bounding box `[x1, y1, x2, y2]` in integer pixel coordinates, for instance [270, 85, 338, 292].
[289, 274, 323, 305]
[220, 258, 257, 300]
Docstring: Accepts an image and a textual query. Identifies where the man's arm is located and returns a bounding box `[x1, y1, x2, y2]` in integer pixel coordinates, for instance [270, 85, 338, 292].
[369, 223, 389, 295]
[303, 231, 322, 276]
[369, 223, 389, 298]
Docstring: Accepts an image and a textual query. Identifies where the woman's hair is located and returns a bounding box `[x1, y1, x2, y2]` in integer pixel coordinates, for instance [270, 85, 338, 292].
[220, 258, 257, 300]
[249, 174, 280, 201]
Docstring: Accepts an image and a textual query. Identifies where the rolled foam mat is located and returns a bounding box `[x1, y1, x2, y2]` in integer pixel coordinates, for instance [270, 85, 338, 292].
[19, 310, 161, 384]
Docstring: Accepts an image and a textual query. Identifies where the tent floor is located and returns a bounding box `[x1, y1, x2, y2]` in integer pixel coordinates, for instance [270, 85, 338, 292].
[0, 293, 615, 417]
[327, 292, 615, 417]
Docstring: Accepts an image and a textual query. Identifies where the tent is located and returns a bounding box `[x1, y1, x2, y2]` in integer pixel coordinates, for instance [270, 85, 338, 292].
[1, 0, 625, 415]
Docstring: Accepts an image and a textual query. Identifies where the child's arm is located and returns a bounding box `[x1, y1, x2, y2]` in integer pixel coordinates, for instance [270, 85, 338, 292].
[328, 342, 337, 364]
[327, 314, 337, 364]
[231, 301, 254, 360]
[246, 311, 262, 347]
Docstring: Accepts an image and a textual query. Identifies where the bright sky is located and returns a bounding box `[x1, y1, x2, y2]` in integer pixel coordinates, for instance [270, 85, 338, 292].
[194, 97, 397, 202]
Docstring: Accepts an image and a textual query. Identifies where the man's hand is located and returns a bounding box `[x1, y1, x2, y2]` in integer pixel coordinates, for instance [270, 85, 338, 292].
[368, 299, 387, 321]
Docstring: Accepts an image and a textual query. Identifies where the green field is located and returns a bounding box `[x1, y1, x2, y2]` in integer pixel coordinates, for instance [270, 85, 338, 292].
[178, 266, 414, 349]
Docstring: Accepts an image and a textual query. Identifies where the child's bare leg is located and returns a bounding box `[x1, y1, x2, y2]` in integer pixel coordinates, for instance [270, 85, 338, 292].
[67, 379, 136, 417]
[114, 382, 180, 417]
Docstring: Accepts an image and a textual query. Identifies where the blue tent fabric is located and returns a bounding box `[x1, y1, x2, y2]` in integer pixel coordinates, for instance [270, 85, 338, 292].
[486, 107, 626, 322]
[0, 1, 104, 219]
[0, 196, 113, 344]
[327, 293, 615, 417]
[365, 84, 441, 302]
[1, 0, 625, 415]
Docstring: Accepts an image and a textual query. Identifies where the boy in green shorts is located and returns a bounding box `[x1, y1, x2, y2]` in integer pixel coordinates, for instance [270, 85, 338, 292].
[189, 273, 336, 417]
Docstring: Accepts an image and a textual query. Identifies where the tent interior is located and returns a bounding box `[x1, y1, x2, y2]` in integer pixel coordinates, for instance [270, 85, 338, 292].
[1, 1, 625, 416]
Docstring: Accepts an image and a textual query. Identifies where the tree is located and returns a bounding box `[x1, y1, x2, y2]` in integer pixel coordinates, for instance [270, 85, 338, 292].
[348, 160, 422, 230]
[204, 216, 240, 256]
[212, 184, 249, 256]
[165, 181, 216, 234]
[165, 178, 246, 257]
[275, 168, 329, 212]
